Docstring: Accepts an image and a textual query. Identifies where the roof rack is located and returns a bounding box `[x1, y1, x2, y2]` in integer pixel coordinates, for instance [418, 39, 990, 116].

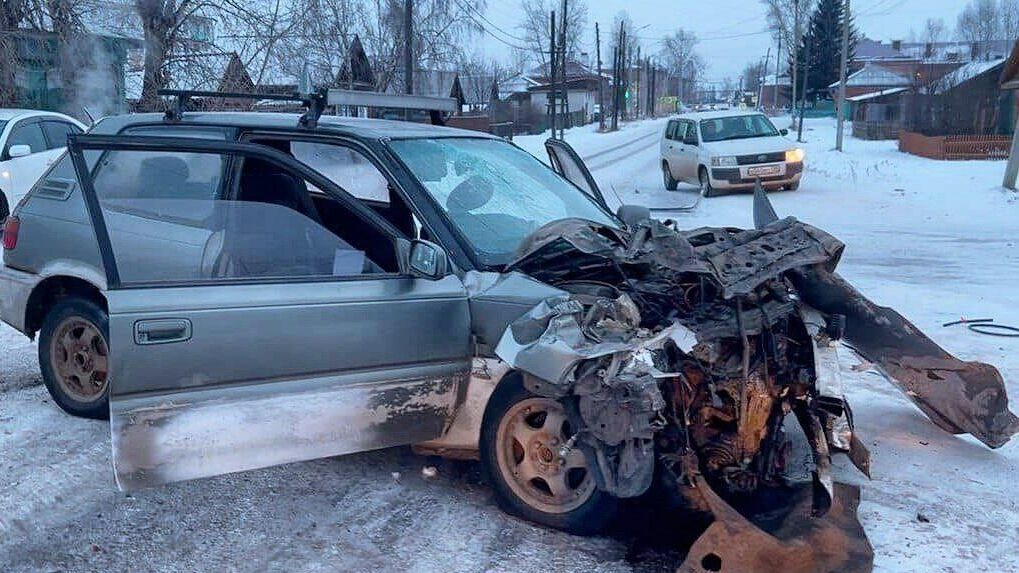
[157, 88, 457, 128]
[158, 88, 328, 128]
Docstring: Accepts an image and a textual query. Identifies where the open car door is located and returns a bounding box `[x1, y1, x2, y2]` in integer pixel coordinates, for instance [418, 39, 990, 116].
[544, 138, 611, 212]
[68, 135, 473, 489]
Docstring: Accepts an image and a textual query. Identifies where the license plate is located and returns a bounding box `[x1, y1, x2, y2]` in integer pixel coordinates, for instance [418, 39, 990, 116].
[747, 165, 781, 177]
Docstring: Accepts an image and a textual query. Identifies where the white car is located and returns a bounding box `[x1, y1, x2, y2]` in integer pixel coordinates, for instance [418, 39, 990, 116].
[660, 111, 804, 197]
[0, 110, 85, 221]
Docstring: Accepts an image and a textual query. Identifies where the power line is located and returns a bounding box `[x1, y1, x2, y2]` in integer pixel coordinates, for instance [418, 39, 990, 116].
[458, 0, 528, 43]
[451, 0, 530, 51]
[632, 28, 772, 43]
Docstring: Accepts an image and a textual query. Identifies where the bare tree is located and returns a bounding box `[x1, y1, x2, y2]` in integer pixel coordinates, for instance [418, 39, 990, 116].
[761, 0, 814, 111]
[742, 59, 767, 94]
[458, 53, 509, 109]
[519, 0, 588, 77]
[957, 0, 1000, 59]
[1000, 0, 1019, 44]
[659, 28, 703, 101]
[0, 0, 32, 105]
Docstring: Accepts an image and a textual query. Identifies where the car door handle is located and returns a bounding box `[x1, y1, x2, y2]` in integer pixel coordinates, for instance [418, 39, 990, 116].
[135, 319, 192, 345]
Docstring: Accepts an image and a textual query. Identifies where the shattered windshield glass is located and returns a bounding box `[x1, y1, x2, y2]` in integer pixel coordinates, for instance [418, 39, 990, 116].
[388, 137, 616, 266]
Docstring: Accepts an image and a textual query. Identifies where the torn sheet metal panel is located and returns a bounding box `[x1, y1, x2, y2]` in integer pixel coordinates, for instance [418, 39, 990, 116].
[677, 479, 874, 573]
[792, 266, 1019, 448]
[685, 218, 845, 299]
[463, 271, 567, 352]
[111, 362, 467, 490]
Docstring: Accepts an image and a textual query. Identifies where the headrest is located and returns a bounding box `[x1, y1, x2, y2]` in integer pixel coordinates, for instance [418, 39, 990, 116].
[446, 176, 494, 212]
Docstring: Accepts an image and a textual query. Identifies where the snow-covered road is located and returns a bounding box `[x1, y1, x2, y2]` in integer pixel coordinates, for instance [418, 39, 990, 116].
[2, 117, 1018, 572]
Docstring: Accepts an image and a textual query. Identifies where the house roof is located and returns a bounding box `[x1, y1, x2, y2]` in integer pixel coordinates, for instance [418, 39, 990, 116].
[846, 87, 908, 102]
[763, 73, 791, 87]
[854, 38, 907, 61]
[336, 35, 375, 89]
[829, 63, 911, 89]
[938, 58, 1006, 92]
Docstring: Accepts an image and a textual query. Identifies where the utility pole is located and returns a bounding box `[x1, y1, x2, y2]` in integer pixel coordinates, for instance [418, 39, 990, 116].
[611, 44, 620, 130]
[773, 34, 781, 109]
[649, 60, 657, 117]
[792, 0, 800, 123]
[634, 45, 641, 118]
[549, 9, 557, 138]
[559, 0, 568, 139]
[612, 20, 624, 130]
[615, 27, 623, 120]
[645, 58, 652, 117]
[835, 0, 851, 151]
[403, 0, 413, 120]
[596, 22, 605, 130]
[758, 48, 770, 110]
[797, 31, 812, 143]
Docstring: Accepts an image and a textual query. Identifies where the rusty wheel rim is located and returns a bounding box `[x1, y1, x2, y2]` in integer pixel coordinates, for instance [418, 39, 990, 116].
[496, 397, 595, 514]
[50, 316, 109, 402]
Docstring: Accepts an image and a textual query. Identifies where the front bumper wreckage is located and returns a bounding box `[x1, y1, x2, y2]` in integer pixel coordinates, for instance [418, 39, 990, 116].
[495, 193, 1017, 572]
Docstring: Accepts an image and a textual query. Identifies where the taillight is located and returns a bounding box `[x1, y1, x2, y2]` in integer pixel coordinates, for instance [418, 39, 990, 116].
[2, 216, 19, 250]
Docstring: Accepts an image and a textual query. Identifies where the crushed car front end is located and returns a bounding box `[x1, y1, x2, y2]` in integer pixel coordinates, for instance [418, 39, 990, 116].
[485, 206, 1016, 571]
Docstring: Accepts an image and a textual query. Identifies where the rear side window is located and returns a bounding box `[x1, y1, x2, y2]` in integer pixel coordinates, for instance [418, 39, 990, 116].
[666, 120, 678, 140]
[41, 121, 83, 150]
[91, 150, 224, 201]
[674, 121, 689, 140]
[7, 122, 47, 156]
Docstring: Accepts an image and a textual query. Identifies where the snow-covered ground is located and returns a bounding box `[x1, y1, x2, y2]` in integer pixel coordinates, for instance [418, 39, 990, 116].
[2, 116, 1018, 572]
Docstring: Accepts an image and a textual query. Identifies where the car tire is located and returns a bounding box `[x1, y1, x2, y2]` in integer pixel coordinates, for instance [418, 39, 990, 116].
[699, 167, 717, 198]
[480, 374, 618, 535]
[38, 297, 111, 420]
[662, 161, 679, 191]
[0, 193, 9, 224]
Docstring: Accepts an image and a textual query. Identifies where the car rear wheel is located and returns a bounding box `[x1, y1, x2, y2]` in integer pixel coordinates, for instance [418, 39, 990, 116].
[699, 167, 717, 198]
[662, 161, 679, 191]
[0, 194, 9, 223]
[39, 297, 110, 419]
[480, 374, 617, 534]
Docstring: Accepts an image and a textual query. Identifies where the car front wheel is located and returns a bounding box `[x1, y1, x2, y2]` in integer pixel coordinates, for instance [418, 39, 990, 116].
[699, 167, 717, 198]
[662, 161, 679, 191]
[38, 297, 111, 419]
[480, 374, 618, 534]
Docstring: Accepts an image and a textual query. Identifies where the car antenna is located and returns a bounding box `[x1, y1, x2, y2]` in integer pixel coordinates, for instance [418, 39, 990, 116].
[81, 106, 96, 129]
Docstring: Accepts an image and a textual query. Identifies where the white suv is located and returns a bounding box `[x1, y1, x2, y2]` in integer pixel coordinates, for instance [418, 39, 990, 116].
[0, 109, 85, 221]
[660, 111, 804, 197]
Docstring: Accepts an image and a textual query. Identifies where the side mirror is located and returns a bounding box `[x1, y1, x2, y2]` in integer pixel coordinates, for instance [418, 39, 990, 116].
[616, 204, 651, 227]
[8, 144, 32, 158]
[780, 129, 789, 136]
[405, 239, 449, 280]
[683, 135, 698, 146]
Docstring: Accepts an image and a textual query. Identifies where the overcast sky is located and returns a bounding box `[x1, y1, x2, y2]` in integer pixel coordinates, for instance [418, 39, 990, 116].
[475, 0, 972, 82]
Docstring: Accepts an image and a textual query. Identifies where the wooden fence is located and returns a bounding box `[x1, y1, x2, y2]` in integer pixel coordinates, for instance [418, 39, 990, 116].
[853, 120, 900, 141]
[899, 131, 1012, 160]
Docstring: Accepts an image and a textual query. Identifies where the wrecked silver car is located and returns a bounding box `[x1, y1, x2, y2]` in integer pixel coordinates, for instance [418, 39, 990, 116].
[1, 105, 1015, 573]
